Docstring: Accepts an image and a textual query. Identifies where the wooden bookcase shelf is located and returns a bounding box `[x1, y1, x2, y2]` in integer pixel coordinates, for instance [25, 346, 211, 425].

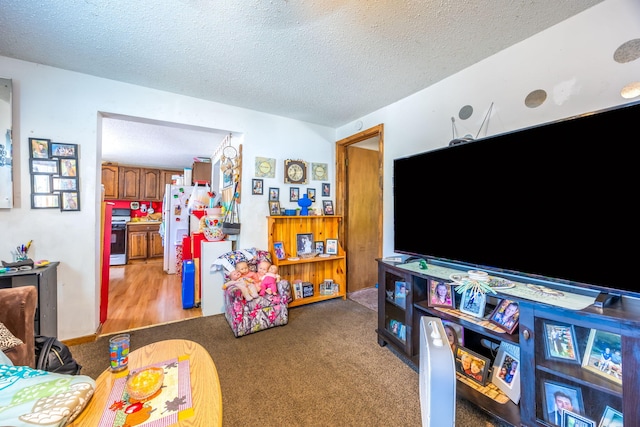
[267, 215, 346, 308]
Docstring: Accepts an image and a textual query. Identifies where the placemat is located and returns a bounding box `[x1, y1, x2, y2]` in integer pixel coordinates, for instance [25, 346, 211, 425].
[98, 355, 193, 427]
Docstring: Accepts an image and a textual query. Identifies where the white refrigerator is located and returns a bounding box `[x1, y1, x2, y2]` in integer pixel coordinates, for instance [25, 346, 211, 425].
[162, 184, 194, 274]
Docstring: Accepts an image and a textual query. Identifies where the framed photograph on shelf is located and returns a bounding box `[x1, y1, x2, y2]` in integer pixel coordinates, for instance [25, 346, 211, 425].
[289, 187, 299, 202]
[562, 411, 596, 427]
[60, 191, 80, 211]
[52, 177, 78, 192]
[489, 299, 520, 334]
[325, 238, 338, 255]
[543, 321, 580, 363]
[31, 174, 51, 194]
[581, 329, 622, 385]
[29, 138, 50, 159]
[322, 182, 330, 197]
[296, 233, 314, 255]
[251, 179, 263, 195]
[268, 187, 279, 201]
[50, 142, 77, 158]
[598, 406, 623, 427]
[491, 341, 521, 404]
[458, 289, 486, 318]
[428, 279, 453, 308]
[389, 319, 406, 341]
[542, 380, 585, 426]
[31, 194, 60, 209]
[273, 241, 286, 260]
[30, 159, 59, 174]
[394, 281, 407, 308]
[322, 200, 334, 215]
[455, 346, 490, 386]
[268, 201, 281, 216]
[314, 241, 324, 254]
[59, 158, 77, 177]
[441, 320, 464, 351]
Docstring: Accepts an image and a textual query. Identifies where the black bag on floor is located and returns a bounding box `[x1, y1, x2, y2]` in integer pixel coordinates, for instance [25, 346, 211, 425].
[35, 335, 82, 375]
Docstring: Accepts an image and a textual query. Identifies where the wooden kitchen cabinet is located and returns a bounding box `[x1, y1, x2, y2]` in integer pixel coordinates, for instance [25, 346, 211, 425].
[127, 223, 162, 262]
[118, 166, 141, 200]
[101, 165, 118, 199]
[140, 168, 161, 200]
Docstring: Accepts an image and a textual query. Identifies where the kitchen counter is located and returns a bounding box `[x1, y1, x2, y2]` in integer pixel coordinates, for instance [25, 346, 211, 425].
[127, 220, 162, 225]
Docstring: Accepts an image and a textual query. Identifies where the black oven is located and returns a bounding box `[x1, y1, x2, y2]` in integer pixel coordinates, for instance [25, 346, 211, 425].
[110, 208, 130, 266]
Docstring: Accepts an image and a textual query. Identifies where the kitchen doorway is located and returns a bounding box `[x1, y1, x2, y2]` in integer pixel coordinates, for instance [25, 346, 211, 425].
[336, 124, 384, 293]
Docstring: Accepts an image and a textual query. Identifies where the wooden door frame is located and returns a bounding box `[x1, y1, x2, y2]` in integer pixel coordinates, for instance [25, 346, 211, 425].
[335, 124, 384, 266]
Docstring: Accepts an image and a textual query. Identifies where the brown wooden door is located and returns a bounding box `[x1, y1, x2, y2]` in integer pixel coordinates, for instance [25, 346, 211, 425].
[345, 145, 380, 292]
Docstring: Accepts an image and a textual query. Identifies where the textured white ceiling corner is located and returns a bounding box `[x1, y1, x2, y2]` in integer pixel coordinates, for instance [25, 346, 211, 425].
[0, 0, 603, 168]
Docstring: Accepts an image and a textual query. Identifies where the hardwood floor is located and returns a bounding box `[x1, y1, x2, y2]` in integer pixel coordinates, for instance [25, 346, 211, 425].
[100, 260, 202, 336]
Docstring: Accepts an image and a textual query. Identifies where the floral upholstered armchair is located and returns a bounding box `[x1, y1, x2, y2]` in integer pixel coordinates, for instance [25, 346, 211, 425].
[213, 248, 291, 337]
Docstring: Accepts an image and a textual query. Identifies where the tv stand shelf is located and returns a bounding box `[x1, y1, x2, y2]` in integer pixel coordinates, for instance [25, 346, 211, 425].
[377, 259, 640, 427]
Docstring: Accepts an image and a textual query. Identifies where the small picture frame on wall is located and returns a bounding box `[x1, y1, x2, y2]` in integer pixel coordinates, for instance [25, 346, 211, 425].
[290, 187, 300, 202]
[30, 138, 50, 159]
[252, 179, 263, 195]
[31, 159, 59, 174]
[322, 182, 330, 197]
[60, 191, 80, 211]
[50, 142, 78, 158]
[269, 187, 279, 201]
[59, 158, 78, 177]
[31, 175, 51, 194]
[52, 177, 78, 192]
[543, 321, 580, 363]
[32, 194, 60, 209]
[307, 188, 316, 202]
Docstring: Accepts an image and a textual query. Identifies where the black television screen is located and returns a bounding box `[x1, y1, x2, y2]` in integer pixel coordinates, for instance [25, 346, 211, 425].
[393, 100, 639, 297]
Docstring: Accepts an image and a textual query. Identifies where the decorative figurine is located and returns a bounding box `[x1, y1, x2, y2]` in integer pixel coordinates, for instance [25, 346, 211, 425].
[297, 194, 312, 216]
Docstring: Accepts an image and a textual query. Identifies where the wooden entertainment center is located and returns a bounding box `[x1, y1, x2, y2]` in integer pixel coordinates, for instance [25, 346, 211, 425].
[377, 259, 639, 426]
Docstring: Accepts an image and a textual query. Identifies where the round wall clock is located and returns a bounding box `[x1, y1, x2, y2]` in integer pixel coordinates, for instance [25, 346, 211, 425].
[284, 159, 308, 184]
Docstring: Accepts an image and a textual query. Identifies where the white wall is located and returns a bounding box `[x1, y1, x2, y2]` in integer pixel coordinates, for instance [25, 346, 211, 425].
[0, 58, 334, 340]
[337, 0, 640, 259]
[1, 0, 638, 340]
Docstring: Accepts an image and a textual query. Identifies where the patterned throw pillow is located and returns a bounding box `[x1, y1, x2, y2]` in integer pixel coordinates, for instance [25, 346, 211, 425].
[0, 322, 23, 351]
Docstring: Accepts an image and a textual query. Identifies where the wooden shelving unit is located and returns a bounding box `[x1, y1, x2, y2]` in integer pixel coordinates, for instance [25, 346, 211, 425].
[267, 215, 346, 307]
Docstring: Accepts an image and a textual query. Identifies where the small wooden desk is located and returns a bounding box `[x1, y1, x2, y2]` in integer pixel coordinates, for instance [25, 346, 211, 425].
[70, 339, 222, 426]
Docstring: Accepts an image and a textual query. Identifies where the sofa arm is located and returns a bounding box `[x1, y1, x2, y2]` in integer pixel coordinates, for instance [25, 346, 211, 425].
[0, 286, 37, 368]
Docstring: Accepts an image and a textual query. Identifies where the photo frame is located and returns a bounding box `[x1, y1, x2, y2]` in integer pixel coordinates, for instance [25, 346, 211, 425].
[322, 200, 334, 215]
[60, 191, 80, 211]
[325, 238, 338, 255]
[307, 188, 316, 202]
[289, 187, 300, 202]
[322, 182, 330, 197]
[314, 241, 324, 254]
[455, 346, 491, 386]
[458, 289, 486, 318]
[30, 138, 50, 159]
[31, 174, 51, 193]
[427, 279, 454, 308]
[562, 411, 596, 427]
[489, 299, 520, 334]
[273, 241, 286, 260]
[491, 341, 521, 404]
[581, 329, 622, 385]
[268, 201, 281, 216]
[252, 179, 263, 195]
[598, 406, 623, 427]
[30, 159, 59, 174]
[50, 142, 77, 158]
[394, 281, 407, 309]
[31, 194, 60, 209]
[441, 320, 464, 350]
[52, 177, 78, 192]
[542, 380, 585, 426]
[296, 233, 314, 255]
[543, 321, 580, 363]
[268, 187, 279, 201]
[59, 158, 77, 177]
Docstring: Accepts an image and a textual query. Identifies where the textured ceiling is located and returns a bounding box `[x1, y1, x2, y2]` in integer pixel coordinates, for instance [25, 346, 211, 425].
[0, 1, 603, 168]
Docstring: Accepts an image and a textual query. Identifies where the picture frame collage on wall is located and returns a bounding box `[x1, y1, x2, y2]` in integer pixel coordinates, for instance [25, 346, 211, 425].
[29, 138, 80, 211]
[252, 157, 333, 215]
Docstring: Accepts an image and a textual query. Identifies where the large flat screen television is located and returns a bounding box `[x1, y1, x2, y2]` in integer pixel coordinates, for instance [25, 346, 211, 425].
[393, 100, 639, 298]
